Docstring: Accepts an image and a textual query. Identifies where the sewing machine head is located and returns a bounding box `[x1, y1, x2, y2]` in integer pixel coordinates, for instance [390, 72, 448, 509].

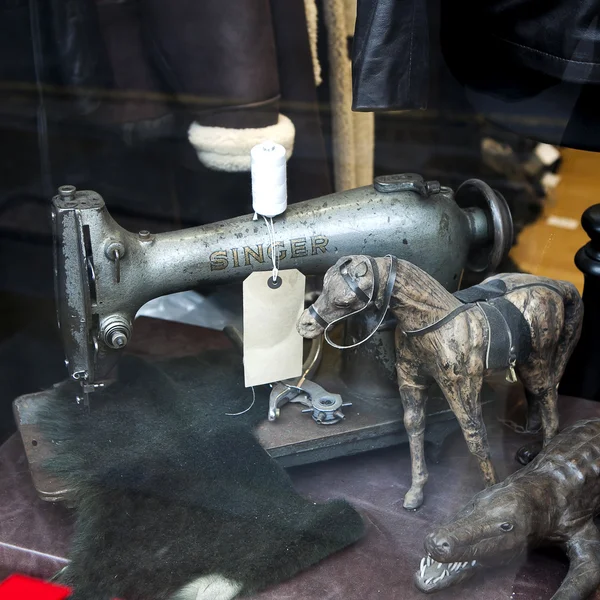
[52, 174, 512, 401]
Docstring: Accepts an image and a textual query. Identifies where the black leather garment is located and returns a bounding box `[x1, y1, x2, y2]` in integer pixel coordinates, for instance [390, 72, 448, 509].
[456, 0, 600, 85]
[0, 0, 282, 131]
[352, 0, 430, 111]
[352, 0, 600, 108]
[92, 0, 173, 142]
[352, 0, 600, 150]
[441, 0, 600, 150]
[441, 0, 600, 100]
[0, 0, 110, 123]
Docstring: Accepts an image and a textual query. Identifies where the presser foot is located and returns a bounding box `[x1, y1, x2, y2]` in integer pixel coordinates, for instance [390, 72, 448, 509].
[267, 336, 325, 422]
[268, 379, 351, 425]
[267, 383, 312, 421]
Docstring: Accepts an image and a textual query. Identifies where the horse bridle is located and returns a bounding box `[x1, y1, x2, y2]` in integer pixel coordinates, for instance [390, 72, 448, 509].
[308, 255, 398, 350]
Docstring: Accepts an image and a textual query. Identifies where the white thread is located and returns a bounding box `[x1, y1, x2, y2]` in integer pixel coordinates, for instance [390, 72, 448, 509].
[250, 141, 286, 281]
[263, 216, 279, 282]
[225, 386, 256, 416]
[250, 141, 287, 217]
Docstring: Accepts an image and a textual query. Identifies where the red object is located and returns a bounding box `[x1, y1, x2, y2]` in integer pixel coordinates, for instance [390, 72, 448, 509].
[0, 575, 71, 599]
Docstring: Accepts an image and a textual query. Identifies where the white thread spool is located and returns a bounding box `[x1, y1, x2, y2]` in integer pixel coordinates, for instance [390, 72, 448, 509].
[251, 141, 287, 218]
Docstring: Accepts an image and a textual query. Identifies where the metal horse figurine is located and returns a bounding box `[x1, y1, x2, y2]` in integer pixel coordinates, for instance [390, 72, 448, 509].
[297, 255, 583, 510]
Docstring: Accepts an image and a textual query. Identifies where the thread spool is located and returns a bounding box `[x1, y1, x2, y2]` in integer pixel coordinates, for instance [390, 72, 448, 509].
[251, 141, 287, 218]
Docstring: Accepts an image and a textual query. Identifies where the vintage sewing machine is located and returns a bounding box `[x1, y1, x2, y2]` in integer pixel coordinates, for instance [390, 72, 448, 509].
[14, 173, 514, 501]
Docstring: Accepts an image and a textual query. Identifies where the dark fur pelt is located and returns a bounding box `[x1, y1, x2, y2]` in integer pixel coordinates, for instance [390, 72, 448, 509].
[39, 350, 364, 600]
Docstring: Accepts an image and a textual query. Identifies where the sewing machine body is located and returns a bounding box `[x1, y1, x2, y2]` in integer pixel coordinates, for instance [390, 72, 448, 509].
[16, 173, 513, 501]
[52, 174, 507, 392]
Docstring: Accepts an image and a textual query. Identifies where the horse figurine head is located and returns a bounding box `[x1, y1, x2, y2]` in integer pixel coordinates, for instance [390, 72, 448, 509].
[297, 255, 393, 343]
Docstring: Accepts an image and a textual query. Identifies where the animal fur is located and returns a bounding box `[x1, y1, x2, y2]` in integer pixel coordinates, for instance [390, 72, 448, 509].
[303, 0, 322, 86]
[39, 350, 364, 600]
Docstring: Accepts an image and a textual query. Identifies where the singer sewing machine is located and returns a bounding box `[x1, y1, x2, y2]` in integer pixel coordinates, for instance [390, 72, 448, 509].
[14, 173, 514, 501]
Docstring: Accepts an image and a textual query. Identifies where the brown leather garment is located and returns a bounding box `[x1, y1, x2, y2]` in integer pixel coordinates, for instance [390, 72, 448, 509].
[140, 0, 281, 129]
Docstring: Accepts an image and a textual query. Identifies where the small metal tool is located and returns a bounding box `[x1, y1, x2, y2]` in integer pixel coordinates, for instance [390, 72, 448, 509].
[301, 391, 352, 425]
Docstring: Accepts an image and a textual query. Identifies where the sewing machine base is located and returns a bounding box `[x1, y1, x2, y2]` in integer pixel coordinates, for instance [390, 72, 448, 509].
[13, 380, 495, 504]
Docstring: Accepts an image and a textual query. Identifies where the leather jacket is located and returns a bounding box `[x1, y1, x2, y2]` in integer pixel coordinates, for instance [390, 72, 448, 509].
[352, 0, 430, 111]
[352, 0, 600, 111]
[460, 0, 600, 85]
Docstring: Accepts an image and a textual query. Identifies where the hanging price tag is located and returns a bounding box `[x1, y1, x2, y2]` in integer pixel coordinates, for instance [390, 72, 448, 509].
[243, 269, 305, 387]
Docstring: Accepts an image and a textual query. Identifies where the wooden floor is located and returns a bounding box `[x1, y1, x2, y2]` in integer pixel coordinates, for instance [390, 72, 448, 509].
[510, 148, 600, 292]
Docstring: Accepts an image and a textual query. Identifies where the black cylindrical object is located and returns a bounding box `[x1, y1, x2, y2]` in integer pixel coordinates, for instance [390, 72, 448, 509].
[560, 204, 600, 401]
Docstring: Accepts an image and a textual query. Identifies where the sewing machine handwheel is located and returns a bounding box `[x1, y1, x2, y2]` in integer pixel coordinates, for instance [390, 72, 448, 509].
[456, 179, 514, 273]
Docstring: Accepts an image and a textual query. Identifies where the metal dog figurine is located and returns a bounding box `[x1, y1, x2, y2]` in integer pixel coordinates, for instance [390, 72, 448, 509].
[297, 255, 583, 509]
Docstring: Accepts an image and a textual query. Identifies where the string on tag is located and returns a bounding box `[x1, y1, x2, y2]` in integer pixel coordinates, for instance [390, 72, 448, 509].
[226, 386, 256, 416]
[263, 215, 279, 282]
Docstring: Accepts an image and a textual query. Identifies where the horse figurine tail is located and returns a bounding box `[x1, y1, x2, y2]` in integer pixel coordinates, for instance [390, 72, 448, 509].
[549, 279, 584, 395]
[554, 280, 584, 365]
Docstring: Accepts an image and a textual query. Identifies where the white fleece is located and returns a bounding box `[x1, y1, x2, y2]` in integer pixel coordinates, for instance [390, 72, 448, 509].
[170, 574, 242, 600]
[188, 114, 295, 172]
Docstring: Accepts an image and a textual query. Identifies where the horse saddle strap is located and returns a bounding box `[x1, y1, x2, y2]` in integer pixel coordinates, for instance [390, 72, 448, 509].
[477, 301, 527, 370]
[404, 304, 472, 337]
[403, 280, 504, 337]
[453, 279, 507, 303]
[404, 279, 556, 365]
[489, 297, 532, 365]
[461, 280, 533, 368]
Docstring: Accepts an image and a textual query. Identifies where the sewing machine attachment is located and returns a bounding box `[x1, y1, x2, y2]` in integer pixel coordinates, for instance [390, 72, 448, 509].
[269, 379, 352, 425]
[301, 391, 352, 425]
[267, 334, 325, 421]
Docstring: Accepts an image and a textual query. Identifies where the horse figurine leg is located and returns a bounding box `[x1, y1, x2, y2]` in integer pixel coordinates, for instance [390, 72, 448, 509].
[397, 373, 430, 510]
[435, 373, 498, 488]
[396, 329, 432, 510]
[516, 283, 582, 459]
[513, 358, 563, 465]
[517, 356, 563, 450]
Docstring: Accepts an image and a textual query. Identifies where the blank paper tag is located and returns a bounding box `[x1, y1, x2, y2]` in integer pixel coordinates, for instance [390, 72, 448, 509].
[243, 269, 305, 387]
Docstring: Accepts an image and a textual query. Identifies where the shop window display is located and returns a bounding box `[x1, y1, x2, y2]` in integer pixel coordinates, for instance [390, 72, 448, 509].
[0, 1, 599, 599]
